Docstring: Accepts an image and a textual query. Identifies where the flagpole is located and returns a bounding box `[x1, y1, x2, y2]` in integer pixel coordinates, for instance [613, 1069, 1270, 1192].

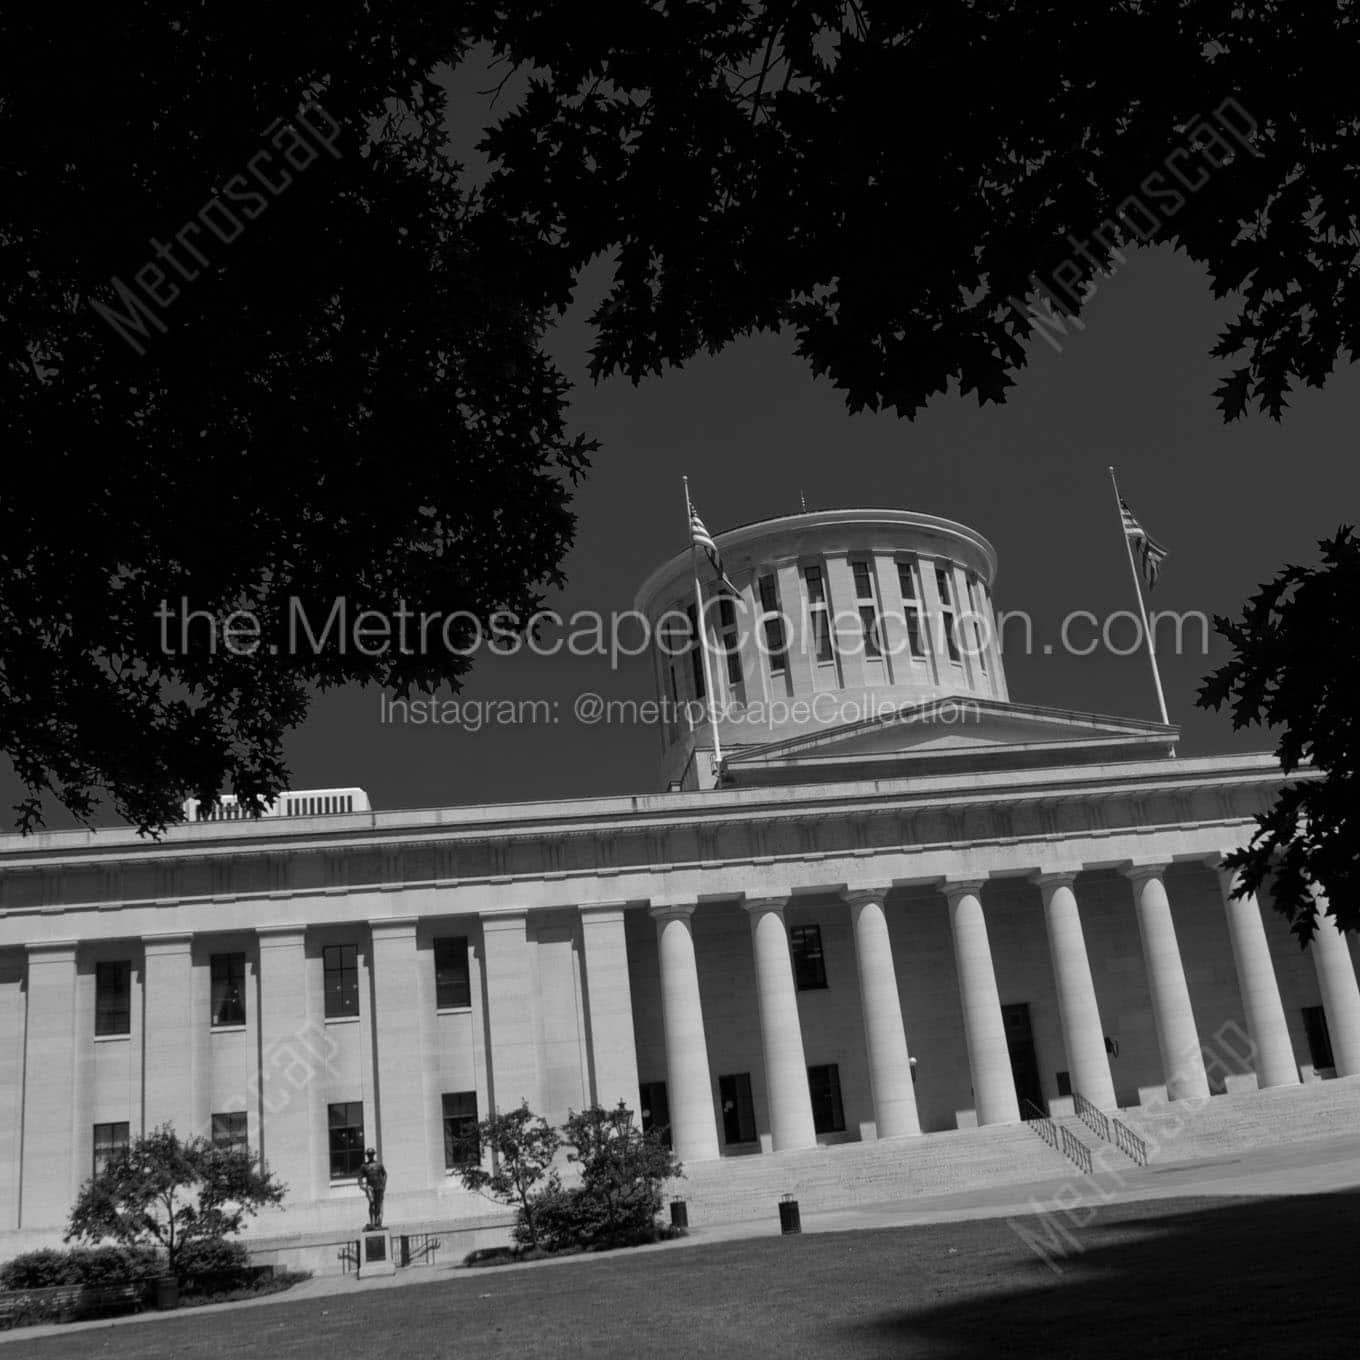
[682, 476, 724, 777]
[1108, 466, 1173, 738]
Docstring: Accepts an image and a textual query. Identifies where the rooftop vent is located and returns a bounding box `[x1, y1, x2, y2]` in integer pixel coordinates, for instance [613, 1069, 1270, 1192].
[182, 787, 371, 822]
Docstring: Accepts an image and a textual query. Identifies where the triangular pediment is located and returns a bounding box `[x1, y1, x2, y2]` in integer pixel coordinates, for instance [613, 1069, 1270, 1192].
[720, 697, 1178, 786]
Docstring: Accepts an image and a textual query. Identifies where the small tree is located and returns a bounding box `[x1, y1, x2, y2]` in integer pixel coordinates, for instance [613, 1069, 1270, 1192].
[455, 1103, 562, 1250]
[65, 1125, 285, 1278]
[561, 1102, 683, 1249]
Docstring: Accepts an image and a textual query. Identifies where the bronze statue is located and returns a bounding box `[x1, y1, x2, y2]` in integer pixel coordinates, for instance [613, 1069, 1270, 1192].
[357, 1148, 387, 1229]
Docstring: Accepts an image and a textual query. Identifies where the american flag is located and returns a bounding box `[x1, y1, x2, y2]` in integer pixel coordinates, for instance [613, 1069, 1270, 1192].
[1120, 498, 1168, 589]
[690, 507, 738, 595]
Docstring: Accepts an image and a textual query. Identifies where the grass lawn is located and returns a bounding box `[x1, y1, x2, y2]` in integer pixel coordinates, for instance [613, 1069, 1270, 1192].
[10, 1191, 1358, 1359]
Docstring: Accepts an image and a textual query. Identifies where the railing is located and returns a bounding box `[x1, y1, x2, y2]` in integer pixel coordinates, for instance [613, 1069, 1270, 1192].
[397, 1234, 441, 1267]
[1019, 1098, 1058, 1151]
[1073, 1091, 1111, 1144]
[1059, 1124, 1094, 1176]
[338, 1241, 359, 1274]
[1112, 1117, 1149, 1166]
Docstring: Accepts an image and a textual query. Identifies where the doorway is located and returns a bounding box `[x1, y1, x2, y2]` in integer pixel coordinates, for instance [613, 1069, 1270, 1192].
[1002, 1002, 1045, 1112]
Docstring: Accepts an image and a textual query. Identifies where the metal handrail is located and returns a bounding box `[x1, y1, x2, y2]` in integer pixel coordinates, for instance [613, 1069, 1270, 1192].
[1059, 1123, 1094, 1176]
[1112, 1116, 1149, 1166]
[1073, 1091, 1111, 1144]
[1019, 1097, 1058, 1150]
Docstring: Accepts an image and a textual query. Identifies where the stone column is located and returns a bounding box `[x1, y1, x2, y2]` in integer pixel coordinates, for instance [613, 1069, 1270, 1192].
[1215, 865, 1299, 1088]
[1124, 865, 1209, 1100]
[481, 913, 543, 1113]
[370, 919, 434, 1194]
[578, 905, 642, 1113]
[256, 926, 322, 1208]
[945, 881, 1019, 1125]
[20, 943, 79, 1228]
[745, 899, 818, 1151]
[846, 888, 920, 1138]
[1037, 872, 1117, 1110]
[143, 934, 196, 1134]
[1309, 896, 1360, 1077]
[649, 905, 719, 1162]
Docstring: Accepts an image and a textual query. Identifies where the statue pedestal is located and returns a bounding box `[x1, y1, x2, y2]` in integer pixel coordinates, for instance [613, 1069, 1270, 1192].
[358, 1229, 395, 1278]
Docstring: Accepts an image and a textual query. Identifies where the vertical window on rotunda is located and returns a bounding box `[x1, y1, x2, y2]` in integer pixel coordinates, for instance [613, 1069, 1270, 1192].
[803, 564, 835, 664]
[758, 574, 788, 675]
[717, 594, 743, 687]
[896, 559, 927, 659]
[968, 575, 990, 673]
[685, 604, 706, 699]
[852, 560, 883, 659]
[934, 564, 962, 663]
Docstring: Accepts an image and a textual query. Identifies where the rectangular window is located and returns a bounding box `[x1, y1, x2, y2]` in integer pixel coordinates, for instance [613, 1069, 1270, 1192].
[1303, 1005, 1335, 1071]
[808, 1064, 846, 1134]
[328, 1101, 365, 1179]
[323, 944, 359, 1019]
[93, 1121, 130, 1175]
[433, 936, 471, 1009]
[804, 564, 835, 663]
[210, 952, 247, 1027]
[211, 1111, 249, 1153]
[685, 604, 706, 699]
[790, 925, 828, 990]
[95, 961, 132, 1037]
[442, 1092, 480, 1168]
[719, 1073, 757, 1145]
[935, 564, 962, 663]
[717, 595, 743, 686]
[969, 576, 989, 673]
[896, 560, 927, 659]
[758, 574, 788, 675]
[1056, 1070, 1072, 1098]
[852, 560, 883, 659]
[639, 1080, 671, 1148]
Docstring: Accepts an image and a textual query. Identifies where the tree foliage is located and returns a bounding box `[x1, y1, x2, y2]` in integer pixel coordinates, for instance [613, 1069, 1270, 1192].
[7, 4, 1360, 835]
[456, 1102, 563, 1249]
[1, 7, 590, 833]
[65, 1126, 285, 1275]
[1198, 529, 1360, 940]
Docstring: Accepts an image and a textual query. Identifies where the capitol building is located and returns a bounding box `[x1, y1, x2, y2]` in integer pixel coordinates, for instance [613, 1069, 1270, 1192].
[2, 508, 1357, 1262]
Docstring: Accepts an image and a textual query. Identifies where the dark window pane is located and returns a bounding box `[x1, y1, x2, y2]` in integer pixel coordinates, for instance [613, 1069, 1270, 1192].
[811, 609, 834, 663]
[808, 1064, 845, 1134]
[719, 1073, 757, 1144]
[327, 1101, 365, 1178]
[434, 937, 471, 1009]
[93, 1121, 130, 1175]
[324, 944, 359, 1018]
[95, 961, 131, 1036]
[639, 1081, 671, 1148]
[790, 926, 827, 990]
[442, 1091, 480, 1167]
[1303, 1006, 1335, 1071]
[852, 561, 873, 599]
[685, 605, 706, 699]
[210, 952, 247, 1026]
[211, 1111, 249, 1152]
[859, 605, 882, 658]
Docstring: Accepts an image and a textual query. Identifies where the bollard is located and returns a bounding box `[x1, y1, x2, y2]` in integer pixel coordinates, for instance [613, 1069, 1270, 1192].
[778, 1194, 801, 1235]
[670, 1199, 689, 1229]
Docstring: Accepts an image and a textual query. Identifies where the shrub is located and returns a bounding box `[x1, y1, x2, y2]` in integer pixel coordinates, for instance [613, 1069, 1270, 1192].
[0, 1244, 163, 1289]
[175, 1237, 250, 1292]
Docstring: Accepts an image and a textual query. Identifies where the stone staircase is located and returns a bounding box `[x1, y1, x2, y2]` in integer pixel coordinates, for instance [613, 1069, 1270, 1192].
[1114, 1074, 1360, 1165]
[677, 1121, 1072, 1225]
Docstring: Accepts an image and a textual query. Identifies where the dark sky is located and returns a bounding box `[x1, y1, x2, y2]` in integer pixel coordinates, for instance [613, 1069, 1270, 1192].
[6, 59, 1359, 829]
[281, 239, 1359, 814]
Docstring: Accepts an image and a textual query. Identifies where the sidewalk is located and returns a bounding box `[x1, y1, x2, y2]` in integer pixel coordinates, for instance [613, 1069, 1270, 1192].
[5, 1129, 1359, 1344]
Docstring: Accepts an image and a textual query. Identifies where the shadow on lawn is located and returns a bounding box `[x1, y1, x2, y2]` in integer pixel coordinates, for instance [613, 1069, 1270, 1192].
[849, 1190, 1360, 1359]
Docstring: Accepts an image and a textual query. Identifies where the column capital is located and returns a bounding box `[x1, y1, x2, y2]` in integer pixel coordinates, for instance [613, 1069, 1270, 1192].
[941, 878, 987, 903]
[843, 884, 894, 909]
[1033, 867, 1084, 890]
[741, 896, 789, 916]
[648, 902, 696, 922]
[1121, 860, 1169, 885]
